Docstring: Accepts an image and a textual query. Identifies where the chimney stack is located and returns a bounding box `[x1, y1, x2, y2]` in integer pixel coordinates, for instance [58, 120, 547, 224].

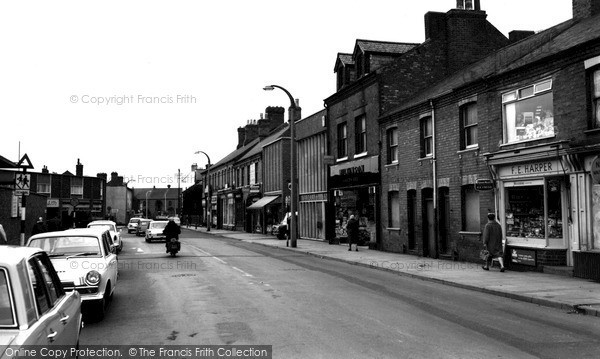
[509, 30, 535, 43]
[237, 127, 245, 149]
[573, 0, 600, 20]
[265, 106, 285, 131]
[76, 159, 83, 176]
[42, 165, 49, 174]
[97, 173, 108, 181]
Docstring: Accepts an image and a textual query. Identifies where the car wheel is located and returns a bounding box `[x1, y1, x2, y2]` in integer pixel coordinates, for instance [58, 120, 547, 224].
[95, 283, 112, 321]
[145, 237, 150, 243]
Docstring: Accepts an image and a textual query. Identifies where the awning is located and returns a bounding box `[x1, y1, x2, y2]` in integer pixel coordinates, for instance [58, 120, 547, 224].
[247, 195, 280, 210]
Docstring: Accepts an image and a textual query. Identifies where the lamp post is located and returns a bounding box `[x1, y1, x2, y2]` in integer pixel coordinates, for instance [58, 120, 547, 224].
[195, 150, 211, 232]
[124, 179, 135, 223]
[263, 84, 298, 248]
[145, 190, 152, 219]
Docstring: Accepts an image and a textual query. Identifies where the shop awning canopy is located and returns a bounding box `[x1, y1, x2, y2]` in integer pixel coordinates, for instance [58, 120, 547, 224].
[247, 195, 279, 210]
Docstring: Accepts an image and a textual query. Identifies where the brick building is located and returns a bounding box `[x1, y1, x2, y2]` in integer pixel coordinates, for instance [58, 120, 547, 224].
[378, 0, 600, 277]
[324, 0, 509, 248]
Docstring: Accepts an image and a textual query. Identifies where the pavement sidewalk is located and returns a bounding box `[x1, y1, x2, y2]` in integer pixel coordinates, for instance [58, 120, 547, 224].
[183, 225, 600, 317]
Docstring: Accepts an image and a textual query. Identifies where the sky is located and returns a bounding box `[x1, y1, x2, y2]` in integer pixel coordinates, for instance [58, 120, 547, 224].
[0, 0, 573, 189]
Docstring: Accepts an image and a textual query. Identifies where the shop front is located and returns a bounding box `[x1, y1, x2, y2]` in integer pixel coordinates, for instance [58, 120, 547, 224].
[329, 155, 379, 247]
[247, 194, 281, 234]
[490, 155, 572, 270]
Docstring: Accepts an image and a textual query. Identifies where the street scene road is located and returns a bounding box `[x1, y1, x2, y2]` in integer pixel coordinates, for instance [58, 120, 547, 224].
[80, 230, 600, 359]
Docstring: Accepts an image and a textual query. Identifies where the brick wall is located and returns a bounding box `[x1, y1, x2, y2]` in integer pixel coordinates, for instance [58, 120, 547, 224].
[0, 188, 47, 245]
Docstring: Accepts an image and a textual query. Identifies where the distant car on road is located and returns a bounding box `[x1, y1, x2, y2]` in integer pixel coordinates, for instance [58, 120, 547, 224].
[136, 219, 152, 237]
[87, 220, 122, 253]
[0, 246, 82, 347]
[168, 216, 181, 226]
[27, 227, 119, 321]
[145, 220, 168, 242]
[127, 218, 142, 233]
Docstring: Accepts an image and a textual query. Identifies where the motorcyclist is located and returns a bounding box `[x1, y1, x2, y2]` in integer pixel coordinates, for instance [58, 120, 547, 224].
[163, 218, 181, 253]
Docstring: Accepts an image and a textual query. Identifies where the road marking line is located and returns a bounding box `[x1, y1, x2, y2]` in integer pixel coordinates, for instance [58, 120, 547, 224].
[194, 247, 227, 264]
[232, 266, 254, 277]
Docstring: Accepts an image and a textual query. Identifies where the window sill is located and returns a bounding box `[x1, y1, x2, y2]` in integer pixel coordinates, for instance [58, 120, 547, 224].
[418, 156, 433, 162]
[500, 135, 556, 148]
[353, 152, 368, 159]
[386, 227, 401, 232]
[459, 231, 482, 236]
[336, 157, 348, 163]
[584, 128, 600, 135]
[385, 161, 399, 168]
[457, 146, 479, 155]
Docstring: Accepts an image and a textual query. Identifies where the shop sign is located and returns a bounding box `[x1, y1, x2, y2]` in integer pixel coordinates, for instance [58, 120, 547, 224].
[474, 179, 494, 191]
[510, 248, 536, 266]
[591, 156, 600, 185]
[47, 198, 60, 208]
[330, 155, 379, 177]
[499, 160, 561, 178]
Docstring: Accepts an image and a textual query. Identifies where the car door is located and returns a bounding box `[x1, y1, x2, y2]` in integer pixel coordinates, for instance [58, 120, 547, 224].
[101, 232, 118, 290]
[36, 254, 81, 345]
[21, 254, 80, 346]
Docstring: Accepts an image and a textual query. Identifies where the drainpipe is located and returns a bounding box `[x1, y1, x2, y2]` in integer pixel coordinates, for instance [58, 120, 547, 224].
[430, 100, 439, 259]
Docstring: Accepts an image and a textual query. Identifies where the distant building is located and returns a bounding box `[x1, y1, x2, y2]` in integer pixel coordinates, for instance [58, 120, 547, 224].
[133, 187, 179, 219]
[101, 172, 134, 225]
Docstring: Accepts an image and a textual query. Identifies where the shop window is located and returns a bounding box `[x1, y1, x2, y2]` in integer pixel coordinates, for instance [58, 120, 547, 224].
[593, 184, 600, 250]
[355, 115, 366, 154]
[420, 116, 433, 158]
[460, 102, 478, 149]
[386, 127, 398, 164]
[462, 185, 480, 232]
[388, 191, 400, 228]
[590, 66, 600, 129]
[502, 79, 554, 143]
[337, 122, 347, 159]
[504, 179, 563, 245]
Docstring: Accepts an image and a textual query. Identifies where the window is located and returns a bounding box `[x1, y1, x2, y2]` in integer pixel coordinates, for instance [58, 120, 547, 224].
[337, 122, 347, 158]
[386, 127, 398, 164]
[591, 67, 600, 129]
[355, 115, 366, 154]
[461, 103, 478, 148]
[71, 177, 83, 196]
[37, 175, 51, 194]
[337, 68, 344, 90]
[356, 54, 363, 78]
[388, 191, 400, 228]
[503, 79, 554, 143]
[0, 269, 15, 326]
[457, 0, 474, 9]
[420, 116, 433, 157]
[462, 186, 480, 232]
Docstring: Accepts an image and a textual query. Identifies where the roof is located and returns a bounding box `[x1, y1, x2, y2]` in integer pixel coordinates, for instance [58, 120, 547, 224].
[237, 124, 290, 163]
[133, 187, 180, 200]
[211, 137, 261, 169]
[355, 39, 418, 55]
[381, 16, 595, 119]
[0, 154, 16, 169]
[334, 53, 354, 71]
[0, 246, 44, 266]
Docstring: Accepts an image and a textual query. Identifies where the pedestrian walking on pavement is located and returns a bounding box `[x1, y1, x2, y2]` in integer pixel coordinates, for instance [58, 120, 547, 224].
[346, 214, 359, 252]
[31, 217, 47, 236]
[482, 213, 505, 272]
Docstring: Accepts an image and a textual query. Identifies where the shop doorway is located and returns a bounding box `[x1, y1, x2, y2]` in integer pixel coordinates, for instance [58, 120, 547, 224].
[438, 187, 450, 254]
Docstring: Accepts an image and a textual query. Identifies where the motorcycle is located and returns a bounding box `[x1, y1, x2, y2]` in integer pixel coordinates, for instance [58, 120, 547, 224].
[167, 237, 180, 257]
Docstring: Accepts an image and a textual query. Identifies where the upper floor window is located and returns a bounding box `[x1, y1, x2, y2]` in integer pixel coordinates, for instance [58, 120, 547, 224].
[355, 115, 366, 154]
[590, 67, 600, 129]
[356, 54, 364, 78]
[386, 127, 398, 164]
[37, 174, 50, 194]
[71, 177, 83, 196]
[420, 116, 433, 158]
[337, 68, 344, 90]
[337, 122, 348, 159]
[502, 79, 554, 144]
[461, 102, 478, 149]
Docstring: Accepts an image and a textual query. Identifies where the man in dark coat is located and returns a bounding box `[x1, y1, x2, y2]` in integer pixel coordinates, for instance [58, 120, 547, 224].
[163, 219, 181, 252]
[482, 213, 505, 272]
[32, 217, 47, 236]
[346, 214, 359, 252]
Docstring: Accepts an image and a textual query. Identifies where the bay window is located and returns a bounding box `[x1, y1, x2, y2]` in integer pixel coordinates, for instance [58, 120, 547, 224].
[502, 79, 554, 143]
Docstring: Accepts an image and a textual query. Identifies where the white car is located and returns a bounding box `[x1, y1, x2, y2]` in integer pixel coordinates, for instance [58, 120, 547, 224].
[145, 220, 168, 242]
[0, 246, 82, 348]
[87, 220, 122, 253]
[127, 218, 142, 233]
[27, 228, 118, 321]
[168, 216, 181, 226]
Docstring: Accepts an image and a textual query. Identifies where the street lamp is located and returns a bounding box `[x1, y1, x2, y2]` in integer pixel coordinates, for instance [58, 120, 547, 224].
[195, 150, 211, 232]
[124, 179, 135, 223]
[145, 190, 152, 219]
[263, 84, 299, 248]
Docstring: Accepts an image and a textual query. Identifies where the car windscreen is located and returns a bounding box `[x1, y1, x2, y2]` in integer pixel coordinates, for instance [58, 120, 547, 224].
[149, 222, 167, 229]
[28, 236, 101, 257]
[0, 268, 15, 327]
[88, 224, 114, 232]
[129, 218, 141, 224]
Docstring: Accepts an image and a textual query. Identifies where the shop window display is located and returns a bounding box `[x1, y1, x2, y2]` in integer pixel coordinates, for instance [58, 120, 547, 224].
[504, 179, 563, 243]
[334, 187, 377, 244]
